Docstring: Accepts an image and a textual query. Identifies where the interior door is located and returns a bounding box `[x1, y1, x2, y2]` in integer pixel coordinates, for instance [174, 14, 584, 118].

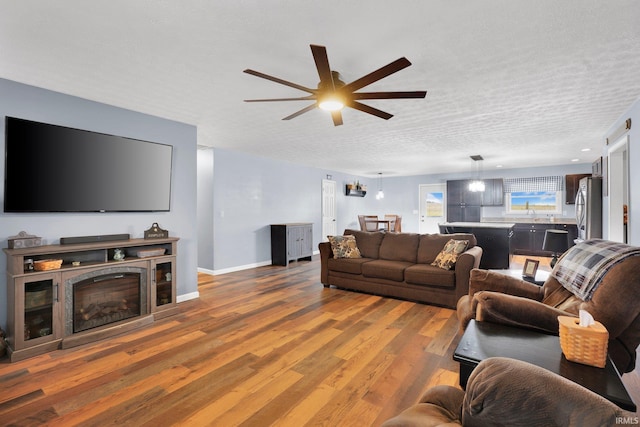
[419, 184, 446, 234]
[322, 179, 337, 240]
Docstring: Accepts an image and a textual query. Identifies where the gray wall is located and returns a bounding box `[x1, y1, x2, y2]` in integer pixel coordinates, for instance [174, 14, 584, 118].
[0, 78, 199, 328]
[204, 147, 594, 272]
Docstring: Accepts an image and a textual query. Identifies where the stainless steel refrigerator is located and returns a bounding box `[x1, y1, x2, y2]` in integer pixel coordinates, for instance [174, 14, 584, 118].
[575, 176, 602, 241]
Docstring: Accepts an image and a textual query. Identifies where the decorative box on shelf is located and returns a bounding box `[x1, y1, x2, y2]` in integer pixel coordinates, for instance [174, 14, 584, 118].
[8, 231, 42, 249]
[144, 223, 168, 239]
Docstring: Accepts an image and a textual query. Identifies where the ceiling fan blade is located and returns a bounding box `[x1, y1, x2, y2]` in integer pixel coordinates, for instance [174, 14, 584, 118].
[342, 57, 412, 93]
[347, 101, 393, 120]
[310, 44, 334, 89]
[244, 96, 316, 102]
[352, 91, 427, 100]
[243, 69, 316, 94]
[282, 103, 318, 120]
[331, 110, 343, 126]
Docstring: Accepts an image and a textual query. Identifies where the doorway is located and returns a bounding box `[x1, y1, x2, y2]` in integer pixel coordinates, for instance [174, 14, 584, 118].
[607, 136, 630, 243]
[419, 184, 446, 234]
[322, 179, 337, 241]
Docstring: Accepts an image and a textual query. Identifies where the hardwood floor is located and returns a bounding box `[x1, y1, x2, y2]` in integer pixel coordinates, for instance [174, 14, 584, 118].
[0, 257, 638, 425]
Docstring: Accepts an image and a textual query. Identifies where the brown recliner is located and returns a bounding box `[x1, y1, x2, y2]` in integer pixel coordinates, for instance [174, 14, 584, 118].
[457, 243, 640, 373]
[382, 357, 625, 427]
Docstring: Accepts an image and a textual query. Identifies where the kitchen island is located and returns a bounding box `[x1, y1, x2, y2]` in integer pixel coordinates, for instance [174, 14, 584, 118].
[439, 222, 515, 269]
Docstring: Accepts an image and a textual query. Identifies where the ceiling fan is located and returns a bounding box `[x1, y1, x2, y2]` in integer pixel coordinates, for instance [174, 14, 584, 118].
[243, 44, 427, 126]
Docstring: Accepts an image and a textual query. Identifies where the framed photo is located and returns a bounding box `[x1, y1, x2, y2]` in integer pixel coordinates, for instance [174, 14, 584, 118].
[522, 259, 539, 279]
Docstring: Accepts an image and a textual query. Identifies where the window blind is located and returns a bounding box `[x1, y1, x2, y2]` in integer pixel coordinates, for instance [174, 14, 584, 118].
[503, 176, 564, 192]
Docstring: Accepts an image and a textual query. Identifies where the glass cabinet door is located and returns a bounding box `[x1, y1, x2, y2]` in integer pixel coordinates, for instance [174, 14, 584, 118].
[153, 259, 175, 310]
[15, 273, 60, 350]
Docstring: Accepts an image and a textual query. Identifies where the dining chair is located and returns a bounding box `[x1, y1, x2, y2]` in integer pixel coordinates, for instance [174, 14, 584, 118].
[385, 214, 402, 232]
[363, 215, 380, 231]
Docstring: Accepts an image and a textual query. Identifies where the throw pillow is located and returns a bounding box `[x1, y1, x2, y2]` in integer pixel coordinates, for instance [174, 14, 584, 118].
[328, 235, 362, 259]
[431, 239, 469, 270]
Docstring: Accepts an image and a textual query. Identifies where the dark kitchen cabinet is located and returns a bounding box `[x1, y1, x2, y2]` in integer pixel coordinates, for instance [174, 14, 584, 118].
[565, 174, 591, 204]
[440, 224, 513, 269]
[511, 223, 578, 255]
[447, 205, 482, 223]
[481, 179, 504, 206]
[446, 180, 482, 222]
[446, 180, 482, 205]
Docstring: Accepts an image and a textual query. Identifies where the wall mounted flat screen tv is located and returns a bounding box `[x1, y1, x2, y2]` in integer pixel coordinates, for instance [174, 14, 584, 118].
[4, 116, 173, 212]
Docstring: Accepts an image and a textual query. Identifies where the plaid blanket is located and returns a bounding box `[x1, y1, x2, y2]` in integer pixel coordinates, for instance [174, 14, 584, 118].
[552, 239, 640, 301]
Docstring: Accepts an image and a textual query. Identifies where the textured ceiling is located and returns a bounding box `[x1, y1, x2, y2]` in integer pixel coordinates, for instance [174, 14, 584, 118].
[1, 1, 640, 177]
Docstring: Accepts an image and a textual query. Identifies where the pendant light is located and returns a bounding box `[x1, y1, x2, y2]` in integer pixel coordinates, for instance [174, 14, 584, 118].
[376, 173, 385, 200]
[468, 155, 485, 192]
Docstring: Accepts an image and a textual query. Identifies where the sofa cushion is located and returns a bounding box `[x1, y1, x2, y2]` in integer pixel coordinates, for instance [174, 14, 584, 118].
[379, 233, 420, 263]
[344, 229, 385, 259]
[327, 257, 373, 275]
[405, 264, 456, 288]
[362, 259, 414, 282]
[328, 235, 362, 259]
[432, 239, 469, 270]
[417, 233, 476, 264]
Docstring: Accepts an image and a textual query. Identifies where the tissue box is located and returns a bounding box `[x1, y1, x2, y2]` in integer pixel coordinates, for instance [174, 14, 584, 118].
[558, 316, 608, 368]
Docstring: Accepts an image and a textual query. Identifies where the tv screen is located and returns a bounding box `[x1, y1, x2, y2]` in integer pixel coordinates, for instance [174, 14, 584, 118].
[4, 116, 173, 212]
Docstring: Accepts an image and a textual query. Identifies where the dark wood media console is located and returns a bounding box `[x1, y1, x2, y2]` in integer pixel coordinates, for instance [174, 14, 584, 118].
[3, 237, 179, 362]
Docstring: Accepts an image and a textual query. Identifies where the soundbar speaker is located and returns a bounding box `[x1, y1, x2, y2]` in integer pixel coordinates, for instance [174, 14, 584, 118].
[60, 233, 130, 245]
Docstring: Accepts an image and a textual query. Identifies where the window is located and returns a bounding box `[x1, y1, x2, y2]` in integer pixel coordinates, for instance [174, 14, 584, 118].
[504, 176, 564, 215]
[506, 191, 563, 214]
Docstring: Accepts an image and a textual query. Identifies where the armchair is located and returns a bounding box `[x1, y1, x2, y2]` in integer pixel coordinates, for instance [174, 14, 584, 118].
[382, 357, 624, 427]
[457, 240, 640, 373]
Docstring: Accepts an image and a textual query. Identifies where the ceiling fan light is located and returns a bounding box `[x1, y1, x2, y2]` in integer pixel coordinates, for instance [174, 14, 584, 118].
[319, 97, 344, 111]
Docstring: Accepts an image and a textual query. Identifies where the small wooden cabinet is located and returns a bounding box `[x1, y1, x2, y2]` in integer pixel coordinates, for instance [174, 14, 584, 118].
[4, 237, 179, 361]
[270, 223, 313, 266]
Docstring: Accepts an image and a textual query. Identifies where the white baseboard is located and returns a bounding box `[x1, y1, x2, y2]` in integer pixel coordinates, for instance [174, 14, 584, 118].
[177, 291, 200, 303]
[197, 250, 319, 276]
[208, 260, 272, 275]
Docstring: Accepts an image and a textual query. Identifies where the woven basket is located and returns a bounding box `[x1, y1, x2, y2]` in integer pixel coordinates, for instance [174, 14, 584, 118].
[33, 259, 63, 271]
[558, 315, 608, 368]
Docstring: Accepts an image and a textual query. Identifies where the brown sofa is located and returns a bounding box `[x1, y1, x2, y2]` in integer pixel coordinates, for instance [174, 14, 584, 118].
[382, 357, 625, 427]
[457, 240, 640, 373]
[319, 230, 482, 308]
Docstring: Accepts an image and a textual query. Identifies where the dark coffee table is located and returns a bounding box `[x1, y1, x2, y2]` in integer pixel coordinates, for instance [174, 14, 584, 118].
[454, 320, 636, 411]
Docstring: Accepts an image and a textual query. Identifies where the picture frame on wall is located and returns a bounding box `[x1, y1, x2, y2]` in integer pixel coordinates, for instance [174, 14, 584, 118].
[522, 259, 539, 279]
